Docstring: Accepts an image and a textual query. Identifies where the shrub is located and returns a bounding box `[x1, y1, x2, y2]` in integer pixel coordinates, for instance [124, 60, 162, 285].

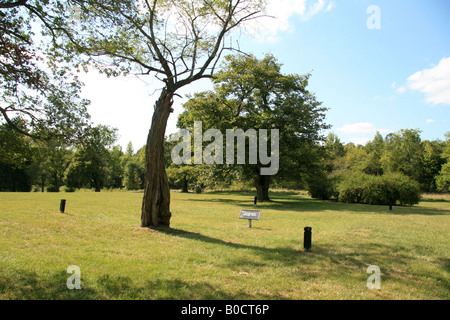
[337, 172, 371, 203]
[336, 172, 420, 206]
[307, 171, 337, 200]
[387, 173, 421, 205]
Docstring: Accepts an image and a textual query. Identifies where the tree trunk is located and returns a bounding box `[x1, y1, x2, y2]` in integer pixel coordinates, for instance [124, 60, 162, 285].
[254, 174, 270, 202]
[141, 88, 173, 228]
[54, 172, 60, 192]
[41, 175, 45, 192]
[181, 176, 188, 193]
[94, 180, 101, 192]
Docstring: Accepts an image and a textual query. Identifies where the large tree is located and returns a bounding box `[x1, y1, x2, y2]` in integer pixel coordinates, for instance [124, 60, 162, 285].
[61, 0, 265, 227]
[177, 54, 329, 201]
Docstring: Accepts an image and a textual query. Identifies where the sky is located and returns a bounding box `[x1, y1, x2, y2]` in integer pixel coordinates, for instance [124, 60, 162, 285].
[79, 0, 450, 150]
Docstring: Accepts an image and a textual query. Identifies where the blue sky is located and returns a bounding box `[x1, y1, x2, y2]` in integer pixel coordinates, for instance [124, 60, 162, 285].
[81, 0, 450, 150]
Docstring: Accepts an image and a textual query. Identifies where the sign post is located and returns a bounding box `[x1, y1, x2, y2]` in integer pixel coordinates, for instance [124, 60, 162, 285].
[239, 209, 261, 228]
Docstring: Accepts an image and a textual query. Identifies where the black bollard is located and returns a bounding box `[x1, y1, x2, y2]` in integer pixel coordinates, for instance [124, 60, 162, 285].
[304, 227, 312, 252]
[60, 199, 66, 213]
[254, 196, 257, 205]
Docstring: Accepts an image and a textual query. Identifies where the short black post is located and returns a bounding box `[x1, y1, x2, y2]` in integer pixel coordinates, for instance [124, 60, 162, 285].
[389, 204, 393, 211]
[304, 227, 312, 252]
[254, 196, 257, 205]
[60, 199, 66, 213]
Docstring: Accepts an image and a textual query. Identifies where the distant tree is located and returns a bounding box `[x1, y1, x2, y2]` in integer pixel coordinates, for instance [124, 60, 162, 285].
[343, 145, 368, 172]
[65, 125, 118, 191]
[419, 140, 445, 192]
[365, 131, 385, 156]
[107, 145, 125, 189]
[381, 129, 423, 182]
[363, 131, 384, 175]
[436, 132, 450, 192]
[30, 137, 73, 192]
[0, 119, 33, 191]
[321, 133, 345, 173]
[122, 142, 145, 190]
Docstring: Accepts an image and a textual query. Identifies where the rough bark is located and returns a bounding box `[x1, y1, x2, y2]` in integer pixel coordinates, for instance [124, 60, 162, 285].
[141, 88, 173, 228]
[254, 174, 270, 202]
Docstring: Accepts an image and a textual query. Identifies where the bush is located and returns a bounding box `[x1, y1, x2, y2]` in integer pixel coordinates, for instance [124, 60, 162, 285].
[336, 172, 420, 206]
[307, 171, 337, 200]
[388, 173, 421, 205]
[337, 172, 371, 203]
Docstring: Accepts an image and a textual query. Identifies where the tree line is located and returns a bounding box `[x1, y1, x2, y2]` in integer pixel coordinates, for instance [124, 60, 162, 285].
[2, 115, 449, 198]
[307, 130, 450, 206]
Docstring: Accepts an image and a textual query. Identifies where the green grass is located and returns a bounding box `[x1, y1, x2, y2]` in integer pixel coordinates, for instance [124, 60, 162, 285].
[0, 190, 449, 300]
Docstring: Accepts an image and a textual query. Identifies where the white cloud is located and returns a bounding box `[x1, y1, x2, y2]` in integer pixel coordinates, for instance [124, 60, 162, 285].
[407, 57, 450, 106]
[350, 137, 370, 146]
[246, 0, 335, 41]
[326, 1, 336, 12]
[337, 122, 393, 135]
[303, 0, 326, 20]
[337, 122, 377, 134]
[426, 119, 436, 124]
[397, 86, 406, 94]
[337, 123, 393, 146]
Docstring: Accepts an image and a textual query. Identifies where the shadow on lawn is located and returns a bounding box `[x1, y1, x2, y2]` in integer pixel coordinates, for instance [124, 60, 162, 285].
[160, 227, 449, 281]
[186, 191, 449, 216]
[0, 268, 244, 299]
[160, 228, 305, 266]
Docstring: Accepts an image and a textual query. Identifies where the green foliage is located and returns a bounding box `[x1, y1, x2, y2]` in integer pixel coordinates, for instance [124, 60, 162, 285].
[336, 172, 421, 206]
[0, 119, 33, 169]
[419, 140, 445, 192]
[436, 163, 450, 192]
[178, 53, 329, 197]
[306, 170, 336, 200]
[65, 125, 118, 191]
[0, 120, 33, 191]
[0, 1, 92, 141]
[381, 129, 423, 181]
[435, 132, 450, 192]
[122, 143, 145, 190]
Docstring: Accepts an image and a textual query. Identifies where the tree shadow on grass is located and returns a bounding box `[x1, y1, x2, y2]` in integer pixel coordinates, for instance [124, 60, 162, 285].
[0, 269, 98, 300]
[159, 228, 307, 267]
[186, 193, 449, 216]
[158, 227, 449, 296]
[0, 268, 240, 300]
[96, 275, 236, 299]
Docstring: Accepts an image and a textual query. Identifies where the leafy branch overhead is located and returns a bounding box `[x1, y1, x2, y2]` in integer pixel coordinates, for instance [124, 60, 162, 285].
[62, 0, 266, 90]
[0, 1, 92, 142]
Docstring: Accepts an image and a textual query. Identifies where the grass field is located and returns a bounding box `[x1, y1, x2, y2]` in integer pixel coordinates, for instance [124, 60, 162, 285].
[0, 190, 449, 300]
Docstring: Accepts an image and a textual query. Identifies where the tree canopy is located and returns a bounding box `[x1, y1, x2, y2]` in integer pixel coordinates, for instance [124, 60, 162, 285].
[0, 0, 91, 142]
[177, 53, 330, 201]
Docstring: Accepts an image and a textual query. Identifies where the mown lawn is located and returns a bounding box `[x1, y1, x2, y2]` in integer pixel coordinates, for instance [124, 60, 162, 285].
[0, 190, 448, 300]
